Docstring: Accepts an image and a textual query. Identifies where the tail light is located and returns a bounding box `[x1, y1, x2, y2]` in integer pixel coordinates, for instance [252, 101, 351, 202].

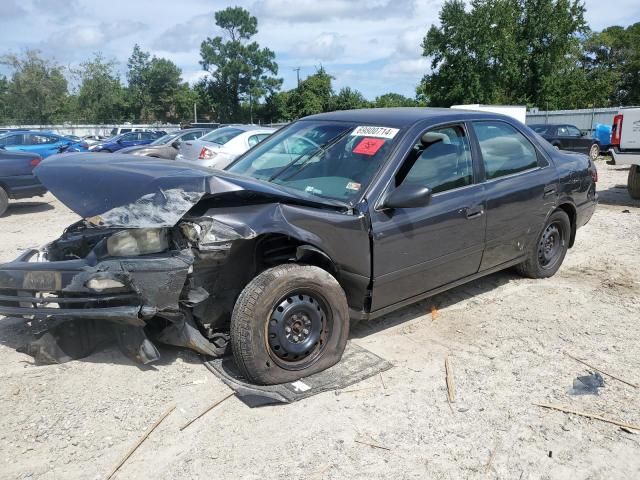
[30, 158, 41, 167]
[611, 114, 623, 146]
[198, 147, 216, 160]
[590, 165, 598, 183]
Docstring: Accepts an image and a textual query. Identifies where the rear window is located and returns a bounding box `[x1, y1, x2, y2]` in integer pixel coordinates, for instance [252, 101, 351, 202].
[531, 125, 551, 135]
[200, 127, 244, 145]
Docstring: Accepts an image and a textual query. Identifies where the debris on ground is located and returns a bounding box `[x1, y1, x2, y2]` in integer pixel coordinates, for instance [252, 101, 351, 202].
[533, 403, 640, 431]
[106, 404, 175, 479]
[565, 352, 638, 388]
[180, 392, 234, 431]
[570, 372, 605, 395]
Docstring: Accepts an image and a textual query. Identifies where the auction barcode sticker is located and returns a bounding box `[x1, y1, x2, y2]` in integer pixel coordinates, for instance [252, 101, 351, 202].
[351, 126, 400, 139]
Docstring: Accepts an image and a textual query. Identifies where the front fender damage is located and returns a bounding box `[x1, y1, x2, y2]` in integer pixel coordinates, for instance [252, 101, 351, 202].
[15, 248, 224, 365]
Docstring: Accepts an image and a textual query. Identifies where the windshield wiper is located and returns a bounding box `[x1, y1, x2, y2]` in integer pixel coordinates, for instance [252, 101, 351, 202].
[267, 129, 352, 182]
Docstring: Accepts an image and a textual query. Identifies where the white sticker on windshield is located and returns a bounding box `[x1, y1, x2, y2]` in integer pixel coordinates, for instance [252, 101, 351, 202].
[351, 126, 399, 139]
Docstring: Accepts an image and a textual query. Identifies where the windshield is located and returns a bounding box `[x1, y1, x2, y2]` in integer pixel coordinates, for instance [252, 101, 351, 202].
[151, 132, 179, 145]
[200, 127, 244, 145]
[228, 121, 401, 203]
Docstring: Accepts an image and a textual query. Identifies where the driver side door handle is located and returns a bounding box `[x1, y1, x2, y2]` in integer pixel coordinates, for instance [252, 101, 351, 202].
[465, 206, 484, 219]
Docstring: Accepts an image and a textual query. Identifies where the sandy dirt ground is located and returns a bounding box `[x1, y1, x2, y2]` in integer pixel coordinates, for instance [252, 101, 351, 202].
[0, 160, 639, 480]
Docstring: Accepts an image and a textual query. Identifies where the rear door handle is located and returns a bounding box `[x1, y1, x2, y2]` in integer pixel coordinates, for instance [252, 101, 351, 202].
[544, 186, 557, 198]
[465, 206, 484, 219]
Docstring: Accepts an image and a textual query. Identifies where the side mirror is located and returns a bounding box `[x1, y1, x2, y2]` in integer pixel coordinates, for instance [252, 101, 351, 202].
[117, 139, 124, 144]
[171, 140, 180, 149]
[381, 183, 433, 209]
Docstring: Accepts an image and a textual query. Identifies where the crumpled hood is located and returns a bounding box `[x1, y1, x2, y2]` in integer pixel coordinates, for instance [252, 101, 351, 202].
[35, 153, 345, 228]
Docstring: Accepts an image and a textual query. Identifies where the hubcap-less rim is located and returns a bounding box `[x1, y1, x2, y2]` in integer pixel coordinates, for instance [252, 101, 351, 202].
[590, 144, 599, 160]
[267, 291, 331, 369]
[538, 222, 563, 268]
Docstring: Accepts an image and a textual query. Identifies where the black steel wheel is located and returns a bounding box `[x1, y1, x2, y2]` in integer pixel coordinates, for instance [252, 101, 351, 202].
[266, 290, 332, 369]
[231, 264, 349, 385]
[537, 222, 564, 270]
[516, 210, 571, 279]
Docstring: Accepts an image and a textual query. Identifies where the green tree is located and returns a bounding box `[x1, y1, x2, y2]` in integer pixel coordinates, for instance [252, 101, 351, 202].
[418, 0, 589, 109]
[374, 93, 420, 108]
[0, 76, 9, 122]
[74, 53, 125, 123]
[584, 23, 640, 106]
[125, 45, 193, 122]
[331, 87, 370, 111]
[199, 7, 281, 122]
[286, 67, 334, 118]
[0, 50, 69, 124]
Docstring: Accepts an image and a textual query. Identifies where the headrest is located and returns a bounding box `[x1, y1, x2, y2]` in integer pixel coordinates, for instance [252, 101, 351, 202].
[421, 131, 451, 145]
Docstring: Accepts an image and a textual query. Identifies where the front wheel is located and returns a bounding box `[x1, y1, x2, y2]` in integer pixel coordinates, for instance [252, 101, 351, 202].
[231, 264, 349, 385]
[515, 210, 571, 279]
[589, 143, 600, 160]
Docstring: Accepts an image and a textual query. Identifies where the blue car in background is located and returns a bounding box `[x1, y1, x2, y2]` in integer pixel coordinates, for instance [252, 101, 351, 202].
[86, 131, 166, 153]
[0, 131, 76, 158]
[0, 130, 73, 158]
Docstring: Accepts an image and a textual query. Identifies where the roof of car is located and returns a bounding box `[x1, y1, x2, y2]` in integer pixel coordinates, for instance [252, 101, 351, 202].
[302, 107, 512, 128]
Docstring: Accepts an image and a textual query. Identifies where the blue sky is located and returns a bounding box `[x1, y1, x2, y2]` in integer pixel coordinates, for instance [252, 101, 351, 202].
[1, 0, 640, 100]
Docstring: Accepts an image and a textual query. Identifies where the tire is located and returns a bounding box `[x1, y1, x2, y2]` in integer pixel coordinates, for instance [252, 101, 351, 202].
[0, 187, 8, 217]
[589, 143, 600, 160]
[231, 264, 349, 385]
[515, 210, 571, 279]
[628, 166, 640, 200]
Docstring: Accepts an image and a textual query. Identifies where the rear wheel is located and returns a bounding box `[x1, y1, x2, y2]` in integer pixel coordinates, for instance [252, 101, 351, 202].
[589, 143, 600, 160]
[628, 166, 640, 200]
[0, 187, 8, 216]
[516, 210, 571, 279]
[231, 264, 349, 385]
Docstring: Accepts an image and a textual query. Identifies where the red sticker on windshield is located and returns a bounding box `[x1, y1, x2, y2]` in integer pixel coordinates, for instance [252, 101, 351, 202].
[353, 137, 385, 156]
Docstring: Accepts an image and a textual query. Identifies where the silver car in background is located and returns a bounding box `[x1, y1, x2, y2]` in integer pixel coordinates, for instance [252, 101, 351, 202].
[176, 125, 275, 169]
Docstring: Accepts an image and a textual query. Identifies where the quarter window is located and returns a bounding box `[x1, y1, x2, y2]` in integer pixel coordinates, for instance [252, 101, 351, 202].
[473, 122, 539, 180]
[396, 125, 473, 194]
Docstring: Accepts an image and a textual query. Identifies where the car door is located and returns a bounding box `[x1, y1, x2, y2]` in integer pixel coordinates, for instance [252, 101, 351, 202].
[470, 120, 558, 271]
[566, 125, 588, 153]
[0, 133, 25, 152]
[369, 123, 486, 311]
[555, 125, 572, 150]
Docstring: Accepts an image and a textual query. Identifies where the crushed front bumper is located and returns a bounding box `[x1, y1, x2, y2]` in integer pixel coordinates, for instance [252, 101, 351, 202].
[0, 248, 194, 326]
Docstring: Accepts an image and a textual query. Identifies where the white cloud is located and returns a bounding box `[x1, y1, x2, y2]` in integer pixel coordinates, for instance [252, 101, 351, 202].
[383, 57, 430, 77]
[252, 0, 416, 22]
[297, 32, 346, 61]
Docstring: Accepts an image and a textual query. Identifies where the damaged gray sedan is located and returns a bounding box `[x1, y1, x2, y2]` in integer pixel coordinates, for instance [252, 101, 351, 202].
[0, 109, 597, 385]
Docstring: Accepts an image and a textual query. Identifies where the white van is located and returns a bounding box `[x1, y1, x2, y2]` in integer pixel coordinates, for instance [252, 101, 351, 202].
[611, 108, 640, 199]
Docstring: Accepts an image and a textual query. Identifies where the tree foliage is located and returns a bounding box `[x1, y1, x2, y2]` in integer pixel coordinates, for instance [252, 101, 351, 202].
[418, 0, 591, 108]
[0, 50, 69, 123]
[199, 7, 281, 122]
[73, 53, 125, 123]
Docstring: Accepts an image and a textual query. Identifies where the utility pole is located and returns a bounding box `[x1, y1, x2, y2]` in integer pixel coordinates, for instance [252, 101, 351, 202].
[293, 67, 301, 88]
[193, 103, 197, 124]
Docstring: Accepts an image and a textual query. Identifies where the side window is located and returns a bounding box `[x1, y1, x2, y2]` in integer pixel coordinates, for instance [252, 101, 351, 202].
[566, 126, 582, 137]
[248, 133, 271, 147]
[396, 125, 473, 194]
[141, 132, 154, 140]
[1, 134, 23, 146]
[181, 132, 198, 141]
[26, 134, 57, 145]
[472, 121, 539, 180]
[557, 126, 569, 136]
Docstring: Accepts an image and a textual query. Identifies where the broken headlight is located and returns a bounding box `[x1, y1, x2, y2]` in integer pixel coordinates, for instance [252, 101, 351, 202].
[107, 228, 169, 257]
[181, 219, 253, 249]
